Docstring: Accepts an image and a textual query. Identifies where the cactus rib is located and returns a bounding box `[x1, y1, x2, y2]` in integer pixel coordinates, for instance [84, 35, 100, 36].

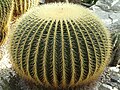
[0, 0, 14, 45]
[13, 0, 39, 19]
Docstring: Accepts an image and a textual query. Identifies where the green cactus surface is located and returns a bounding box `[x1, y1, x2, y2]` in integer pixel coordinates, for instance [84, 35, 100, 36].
[0, 0, 14, 45]
[13, 0, 39, 19]
[10, 3, 112, 89]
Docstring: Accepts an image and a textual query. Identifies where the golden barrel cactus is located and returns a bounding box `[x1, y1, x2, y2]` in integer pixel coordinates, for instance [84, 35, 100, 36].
[0, 0, 14, 45]
[10, 3, 112, 89]
[13, 0, 39, 19]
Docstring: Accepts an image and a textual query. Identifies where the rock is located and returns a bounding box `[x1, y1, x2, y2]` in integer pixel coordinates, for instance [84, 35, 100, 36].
[117, 60, 120, 66]
[109, 67, 119, 73]
[99, 84, 112, 90]
[98, 66, 120, 90]
[106, 82, 117, 87]
[91, 0, 120, 32]
[118, 84, 120, 90]
[111, 75, 120, 83]
[0, 51, 2, 61]
[99, 84, 119, 90]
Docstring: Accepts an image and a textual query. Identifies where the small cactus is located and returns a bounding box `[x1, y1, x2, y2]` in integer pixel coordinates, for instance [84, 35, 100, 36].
[81, 0, 98, 7]
[45, 0, 98, 7]
[13, 0, 39, 19]
[45, 0, 81, 4]
[109, 30, 120, 66]
[0, 0, 14, 45]
[10, 3, 112, 89]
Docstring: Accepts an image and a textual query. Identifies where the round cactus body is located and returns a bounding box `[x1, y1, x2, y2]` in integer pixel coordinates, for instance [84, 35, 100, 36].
[10, 3, 112, 88]
[13, 0, 39, 19]
[0, 0, 14, 45]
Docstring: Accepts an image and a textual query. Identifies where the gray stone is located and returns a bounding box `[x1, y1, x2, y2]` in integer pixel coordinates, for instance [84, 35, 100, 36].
[111, 74, 120, 83]
[95, 0, 120, 12]
[91, 0, 120, 32]
[109, 67, 119, 73]
[118, 84, 120, 90]
[99, 84, 112, 90]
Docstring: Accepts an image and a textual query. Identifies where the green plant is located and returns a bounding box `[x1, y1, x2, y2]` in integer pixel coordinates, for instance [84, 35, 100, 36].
[81, 0, 98, 7]
[45, 0, 98, 7]
[109, 30, 120, 66]
[0, 0, 14, 46]
[45, 0, 81, 4]
[13, 0, 39, 19]
[10, 3, 112, 89]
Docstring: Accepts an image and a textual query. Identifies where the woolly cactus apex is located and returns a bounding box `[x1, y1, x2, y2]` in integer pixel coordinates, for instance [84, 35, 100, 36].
[13, 0, 39, 19]
[10, 3, 112, 89]
[0, 0, 14, 46]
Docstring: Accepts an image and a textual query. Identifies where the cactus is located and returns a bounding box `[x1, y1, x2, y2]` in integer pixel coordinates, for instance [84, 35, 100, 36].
[10, 3, 112, 89]
[45, 0, 98, 7]
[81, 0, 98, 7]
[13, 0, 39, 19]
[0, 0, 14, 45]
[109, 30, 120, 66]
[45, 0, 81, 4]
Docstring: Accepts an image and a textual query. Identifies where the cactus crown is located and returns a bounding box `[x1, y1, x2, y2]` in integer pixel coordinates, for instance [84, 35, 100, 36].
[0, 0, 14, 45]
[10, 3, 112, 89]
[30, 3, 91, 19]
